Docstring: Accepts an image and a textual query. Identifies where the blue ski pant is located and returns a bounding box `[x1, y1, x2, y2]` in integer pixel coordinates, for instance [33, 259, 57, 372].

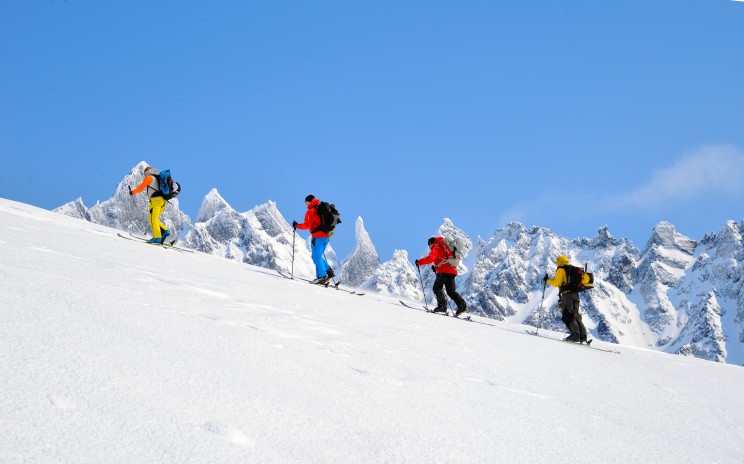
[311, 237, 331, 278]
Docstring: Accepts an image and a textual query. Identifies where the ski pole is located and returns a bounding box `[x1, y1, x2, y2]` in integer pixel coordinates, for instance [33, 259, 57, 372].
[447, 297, 455, 317]
[536, 278, 548, 335]
[416, 265, 429, 311]
[291, 228, 296, 278]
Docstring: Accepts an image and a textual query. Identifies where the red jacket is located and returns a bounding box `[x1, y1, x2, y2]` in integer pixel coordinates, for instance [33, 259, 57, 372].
[417, 237, 457, 275]
[295, 198, 330, 238]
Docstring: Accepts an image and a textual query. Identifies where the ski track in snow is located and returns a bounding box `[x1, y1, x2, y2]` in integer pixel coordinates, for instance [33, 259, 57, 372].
[2, 199, 744, 464]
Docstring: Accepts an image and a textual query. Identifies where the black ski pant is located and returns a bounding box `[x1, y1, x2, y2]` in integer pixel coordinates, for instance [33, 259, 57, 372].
[433, 273, 467, 311]
[559, 292, 587, 339]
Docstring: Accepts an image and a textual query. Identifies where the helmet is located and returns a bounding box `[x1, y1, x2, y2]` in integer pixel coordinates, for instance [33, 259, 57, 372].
[556, 255, 569, 266]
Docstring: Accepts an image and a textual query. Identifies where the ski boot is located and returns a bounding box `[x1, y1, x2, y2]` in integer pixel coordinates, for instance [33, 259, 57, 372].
[310, 276, 329, 286]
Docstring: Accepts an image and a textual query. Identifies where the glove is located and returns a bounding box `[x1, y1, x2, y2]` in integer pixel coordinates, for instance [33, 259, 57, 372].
[543, 273, 549, 283]
[128, 186, 133, 196]
[292, 220, 298, 229]
[431, 266, 436, 274]
[414, 259, 419, 266]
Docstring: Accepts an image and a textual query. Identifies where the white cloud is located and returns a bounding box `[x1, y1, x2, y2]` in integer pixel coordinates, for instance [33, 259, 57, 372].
[494, 145, 744, 233]
[601, 145, 744, 210]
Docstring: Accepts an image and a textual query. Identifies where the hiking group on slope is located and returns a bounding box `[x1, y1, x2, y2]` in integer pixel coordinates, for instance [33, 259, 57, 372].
[128, 165, 592, 343]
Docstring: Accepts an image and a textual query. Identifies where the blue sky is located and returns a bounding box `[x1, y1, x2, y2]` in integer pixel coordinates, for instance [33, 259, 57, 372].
[2, 1, 743, 261]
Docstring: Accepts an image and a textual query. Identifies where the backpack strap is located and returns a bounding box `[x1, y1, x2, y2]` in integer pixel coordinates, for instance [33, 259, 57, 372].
[149, 174, 163, 198]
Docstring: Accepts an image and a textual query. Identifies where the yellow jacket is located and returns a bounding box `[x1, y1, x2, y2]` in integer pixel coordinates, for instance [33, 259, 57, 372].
[546, 267, 567, 289]
[548, 265, 592, 293]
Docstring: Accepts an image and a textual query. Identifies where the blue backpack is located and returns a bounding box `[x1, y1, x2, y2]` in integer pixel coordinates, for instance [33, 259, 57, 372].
[156, 169, 180, 200]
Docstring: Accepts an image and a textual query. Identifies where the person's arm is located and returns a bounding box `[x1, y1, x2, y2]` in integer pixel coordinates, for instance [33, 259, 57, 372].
[416, 245, 442, 266]
[130, 175, 154, 195]
[546, 268, 566, 288]
[294, 208, 315, 231]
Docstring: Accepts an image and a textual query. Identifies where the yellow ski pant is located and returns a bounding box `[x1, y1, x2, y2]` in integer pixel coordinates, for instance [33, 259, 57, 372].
[148, 196, 168, 239]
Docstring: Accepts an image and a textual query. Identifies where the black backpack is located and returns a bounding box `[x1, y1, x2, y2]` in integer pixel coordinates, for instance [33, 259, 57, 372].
[561, 264, 594, 292]
[312, 201, 341, 234]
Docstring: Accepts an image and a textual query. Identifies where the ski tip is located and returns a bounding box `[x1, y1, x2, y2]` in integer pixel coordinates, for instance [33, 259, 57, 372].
[586, 339, 593, 346]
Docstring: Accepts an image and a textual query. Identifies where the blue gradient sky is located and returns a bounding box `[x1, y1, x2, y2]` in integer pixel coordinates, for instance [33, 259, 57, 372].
[2, 1, 743, 261]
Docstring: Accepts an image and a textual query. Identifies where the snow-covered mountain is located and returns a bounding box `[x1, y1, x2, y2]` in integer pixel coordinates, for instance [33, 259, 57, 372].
[362, 249, 422, 300]
[340, 217, 380, 287]
[183, 189, 333, 280]
[55, 165, 744, 365]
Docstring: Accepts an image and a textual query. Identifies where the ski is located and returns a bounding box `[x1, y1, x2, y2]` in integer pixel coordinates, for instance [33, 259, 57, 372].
[117, 233, 194, 253]
[275, 270, 364, 296]
[525, 329, 620, 354]
[130, 232, 193, 252]
[399, 300, 496, 326]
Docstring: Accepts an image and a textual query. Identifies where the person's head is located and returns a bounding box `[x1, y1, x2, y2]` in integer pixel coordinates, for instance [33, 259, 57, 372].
[556, 255, 569, 267]
[143, 166, 155, 176]
[428, 237, 436, 248]
[305, 194, 315, 205]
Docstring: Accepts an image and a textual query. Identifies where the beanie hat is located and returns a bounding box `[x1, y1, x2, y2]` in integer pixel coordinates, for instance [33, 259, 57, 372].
[556, 255, 569, 266]
[305, 195, 315, 202]
[428, 237, 436, 246]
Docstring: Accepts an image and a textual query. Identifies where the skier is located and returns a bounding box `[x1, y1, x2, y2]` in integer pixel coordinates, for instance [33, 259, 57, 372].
[415, 236, 468, 316]
[292, 195, 335, 285]
[129, 165, 176, 244]
[544, 255, 588, 343]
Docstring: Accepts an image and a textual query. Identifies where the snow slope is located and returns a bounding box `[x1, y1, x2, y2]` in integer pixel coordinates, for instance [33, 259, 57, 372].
[3, 198, 744, 463]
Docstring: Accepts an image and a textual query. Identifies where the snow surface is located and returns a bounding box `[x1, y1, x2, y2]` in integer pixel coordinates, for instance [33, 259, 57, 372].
[3, 198, 744, 463]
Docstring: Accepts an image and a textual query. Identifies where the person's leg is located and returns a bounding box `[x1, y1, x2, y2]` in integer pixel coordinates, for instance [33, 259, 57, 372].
[148, 197, 167, 239]
[443, 274, 467, 312]
[432, 274, 447, 311]
[570, 293, 588, 341]
[565, 293, 584, 338]
[559, 297, 573, 332]
[311, 237, 329, 278]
